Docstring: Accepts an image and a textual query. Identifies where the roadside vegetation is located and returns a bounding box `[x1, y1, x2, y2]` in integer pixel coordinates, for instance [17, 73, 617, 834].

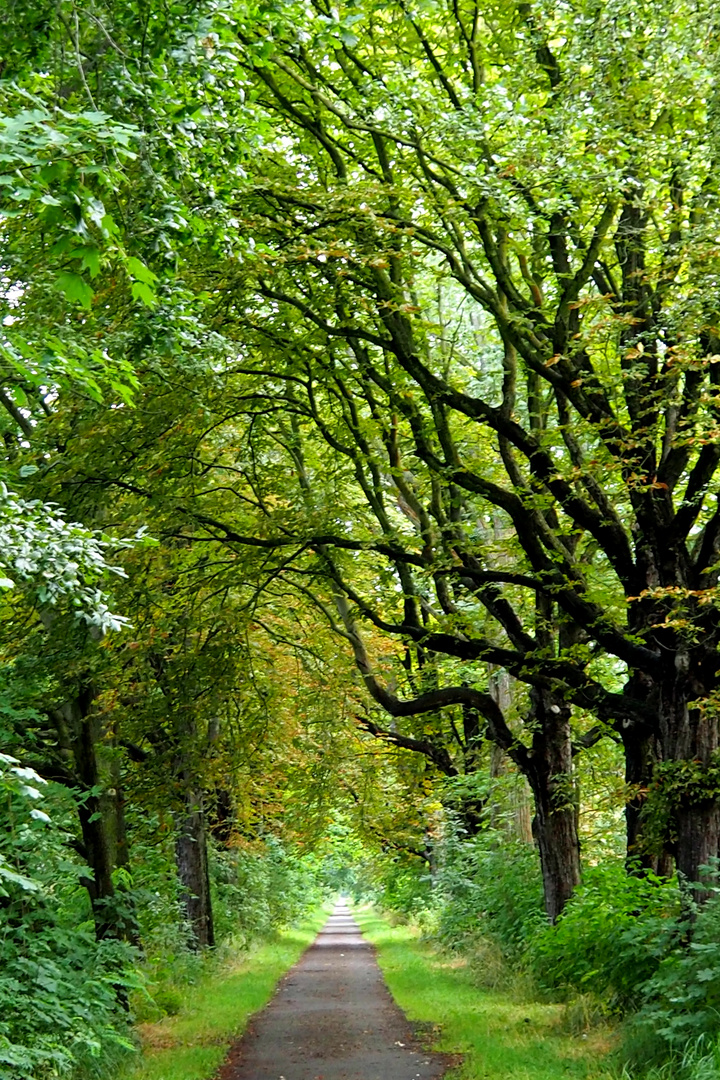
[356, 908, 616, 1080]
[353, 820, 720, 1080]
[121, 907, 329, 1080]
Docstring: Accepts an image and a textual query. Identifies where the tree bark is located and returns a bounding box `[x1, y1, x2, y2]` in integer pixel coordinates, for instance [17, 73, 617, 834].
[53, 692, 122, 941]
[621, 715, 660, 872]
[175, 788, 215, 949]
[526, 689, 581, 923]
[661, 671, 720, 898]
[676, 802, 720, 893]
[512, 778, 534, 845]
[146, 648, 216, 948]
[622, 640, 720, 894]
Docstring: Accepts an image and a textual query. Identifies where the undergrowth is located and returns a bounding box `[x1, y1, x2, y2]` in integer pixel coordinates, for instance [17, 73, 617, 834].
[366, 819, 720, 1080]
[355, 906, 616, 1080]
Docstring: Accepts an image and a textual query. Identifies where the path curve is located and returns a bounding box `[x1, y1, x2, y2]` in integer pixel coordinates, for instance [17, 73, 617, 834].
[216, 902, 451, 1080]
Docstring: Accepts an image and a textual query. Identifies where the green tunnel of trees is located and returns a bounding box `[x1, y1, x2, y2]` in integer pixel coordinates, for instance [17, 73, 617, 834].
[4, 0, 720, 1076]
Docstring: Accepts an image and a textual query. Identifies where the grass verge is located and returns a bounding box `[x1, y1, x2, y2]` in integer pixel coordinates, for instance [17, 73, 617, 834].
[353, 907, 617, 1080]
[120, 906, 329, 1080]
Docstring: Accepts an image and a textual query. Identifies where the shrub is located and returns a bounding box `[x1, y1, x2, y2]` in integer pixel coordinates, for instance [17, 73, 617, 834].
[210, 836, 324, 944]
[529, 861, 682, 1012]
[627, 877, 720, 1058]
[434, 824, 545, 953]
[0, 754, 136, 1080]
[374, 859, 434, 920]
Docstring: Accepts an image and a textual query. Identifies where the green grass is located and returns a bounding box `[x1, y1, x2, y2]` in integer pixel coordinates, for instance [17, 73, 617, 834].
[120, 906, 329, 1080]
[354, 907, 617, 1080]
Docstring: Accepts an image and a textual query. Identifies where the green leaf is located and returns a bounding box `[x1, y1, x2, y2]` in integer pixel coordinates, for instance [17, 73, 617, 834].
[75, 245, 101, 279]
[86, 197, 106, 229]
[126, 256, 157, 284]
[131, 280, 156, 307]
[54, 271, 93, 310]
[78, 110, 111, 124]
[0, 864, 40, 892]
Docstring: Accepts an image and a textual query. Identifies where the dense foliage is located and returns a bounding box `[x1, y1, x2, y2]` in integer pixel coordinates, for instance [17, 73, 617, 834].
[0, 755, 134, 1080]
[364, 819, 720, 1073]
[4, 0, 720, 1076]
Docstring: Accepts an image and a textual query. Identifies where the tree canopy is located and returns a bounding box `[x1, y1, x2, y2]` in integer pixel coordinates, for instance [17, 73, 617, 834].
[4, 0, 720, 1075]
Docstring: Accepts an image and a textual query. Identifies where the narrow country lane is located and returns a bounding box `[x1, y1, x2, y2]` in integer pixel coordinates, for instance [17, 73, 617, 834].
[215, 902, 451, 1080]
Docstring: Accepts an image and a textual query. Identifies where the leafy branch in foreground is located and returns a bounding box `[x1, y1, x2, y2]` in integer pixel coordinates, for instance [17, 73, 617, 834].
[0, 485, 155, 631]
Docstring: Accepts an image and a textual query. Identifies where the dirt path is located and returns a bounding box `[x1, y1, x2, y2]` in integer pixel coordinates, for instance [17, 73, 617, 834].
[215, 902, 451, 1080]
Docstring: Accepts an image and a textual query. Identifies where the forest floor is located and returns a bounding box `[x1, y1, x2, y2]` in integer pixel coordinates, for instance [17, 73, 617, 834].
[215, 900, 453, 1080]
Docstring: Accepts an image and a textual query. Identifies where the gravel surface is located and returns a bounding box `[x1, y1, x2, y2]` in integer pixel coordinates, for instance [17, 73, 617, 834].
[215, 902, 452, 1080]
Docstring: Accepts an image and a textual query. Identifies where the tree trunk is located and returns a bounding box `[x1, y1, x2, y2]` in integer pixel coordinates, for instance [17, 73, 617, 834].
[54, 693, 123, 941]
[208, 786, 234, 846]
[530, 772, 581, 923]
[146, 649, 215, 948]
[621, 717, 661, 873]
[676, 802, 720, 894]
[175, 788, 215, 949]
[622, 638, 720, 896]
[512, 778, 534, 845]
[660, 672, 720, 899]
[456, 700, 485, 834]
[527, 689, 581, 923]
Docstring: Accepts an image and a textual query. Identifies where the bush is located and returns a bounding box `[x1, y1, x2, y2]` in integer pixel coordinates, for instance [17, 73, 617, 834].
[627, 877, 720, 1059]
[210, 836, 324, 944]
[0, 926, 136, 1080]
[373, 859, 434, 920]
[434, 824, 545, 953]
[0, 754, 136, 1080]
[529, 861, 682, 1012]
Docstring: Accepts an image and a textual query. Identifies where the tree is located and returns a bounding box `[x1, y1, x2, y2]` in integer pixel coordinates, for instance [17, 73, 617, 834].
[153, 0, 720, 906]
[0, 0, 240, 944]
[8, 0, 720, 920]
